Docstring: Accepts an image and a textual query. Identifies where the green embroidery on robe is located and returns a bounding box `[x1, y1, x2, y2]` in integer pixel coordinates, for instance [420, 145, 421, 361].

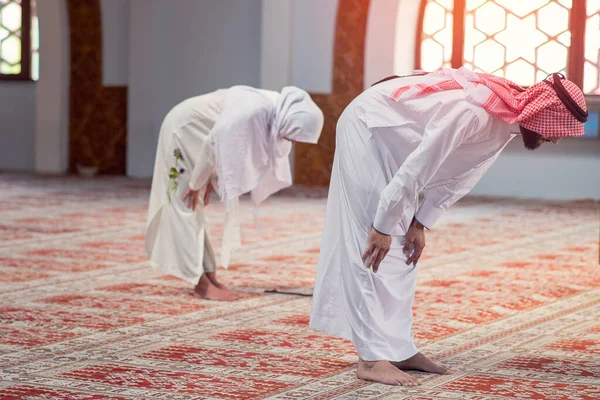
[167, 149, 185, 202]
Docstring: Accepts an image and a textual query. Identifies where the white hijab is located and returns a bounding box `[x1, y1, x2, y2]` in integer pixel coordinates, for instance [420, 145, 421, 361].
[214, 86, 324, 267]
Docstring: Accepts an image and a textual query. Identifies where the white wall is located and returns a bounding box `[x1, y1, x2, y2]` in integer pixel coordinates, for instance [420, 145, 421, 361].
[261, 0, 293, 91]
[261, 0, 296, 173]
[364, 0, 400, 88]
[364, 0, 422, 88]
[0, 0, 70, 172]
[34, 0, 70, 174]
[290, 0, 420, 93]
[471, 139, 600, 200]
[394, 0, 421, 76]
[33, 0, 125, 174]
[101, 0, 129, 86]
[292, 0, 338, 93]
[127, 0, 158, 178]
[127, 0, 263, 178]
[0, 82, 35, 170]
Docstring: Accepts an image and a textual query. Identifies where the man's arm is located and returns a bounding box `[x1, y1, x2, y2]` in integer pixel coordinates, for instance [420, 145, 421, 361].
[415, 140, 510, 229]
[373, 105, 484, 235]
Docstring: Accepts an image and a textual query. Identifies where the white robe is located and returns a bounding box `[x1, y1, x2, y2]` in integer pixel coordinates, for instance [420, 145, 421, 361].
[145, 87, 278, 284]
[310, 75, 517, 361]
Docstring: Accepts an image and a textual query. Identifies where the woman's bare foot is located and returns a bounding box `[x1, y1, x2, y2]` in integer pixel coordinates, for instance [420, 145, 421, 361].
[204, 272, 258, 299]
[194, 274, 241, 301]
[205, 272, 228, 290]
[392, 352, 450, 374]
[357, 359, 422, 386]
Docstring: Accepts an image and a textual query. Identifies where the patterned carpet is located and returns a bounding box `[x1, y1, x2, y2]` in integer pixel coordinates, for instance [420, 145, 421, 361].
[0, 173, 599, 400]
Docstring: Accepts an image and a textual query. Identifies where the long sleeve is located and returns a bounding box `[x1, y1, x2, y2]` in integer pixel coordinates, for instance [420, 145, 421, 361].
[415, 139, 511, 229]
[188, 130, 215, 191]
[373, 105, 483, 235]
[208, 86, 273, 269]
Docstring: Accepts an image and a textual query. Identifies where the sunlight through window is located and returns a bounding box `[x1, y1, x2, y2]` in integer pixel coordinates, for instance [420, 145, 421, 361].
[417, 0, 598, 95]
[0, 0, 39, 80]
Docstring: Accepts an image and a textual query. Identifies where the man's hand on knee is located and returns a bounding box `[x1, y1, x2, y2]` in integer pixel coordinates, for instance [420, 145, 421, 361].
[362, 227, 392, 273]
[405, 219, 425, 266]
[404, 219, 425, 266]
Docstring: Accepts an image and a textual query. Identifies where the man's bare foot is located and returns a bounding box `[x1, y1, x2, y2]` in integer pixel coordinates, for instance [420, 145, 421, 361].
[392, 353, 450, 374]
[357, 359, 422, 386]
[194, 274, 241, 301]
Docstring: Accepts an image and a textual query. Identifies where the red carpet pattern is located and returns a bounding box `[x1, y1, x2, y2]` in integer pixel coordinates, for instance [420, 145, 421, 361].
[0, 173, 598, 399]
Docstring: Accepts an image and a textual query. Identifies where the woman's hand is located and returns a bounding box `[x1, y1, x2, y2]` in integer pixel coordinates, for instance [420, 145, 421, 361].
[182, 187, 200, 210]
[404, 219, 426, 266]
[362, 227, 392, 273]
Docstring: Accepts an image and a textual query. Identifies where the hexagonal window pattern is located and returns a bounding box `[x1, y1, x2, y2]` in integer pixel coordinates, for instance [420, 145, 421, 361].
[0, 0, 38, 79]
[537, 41, 568, 74]
[432, 14, 453, 49]
[495, 0, 550, 18]
[423, 2, 447, 36]
[505, 60, 535, 85]
[587, 0, 600, 15]
[584, 61, 599, 94]
[417, 0, 599, 96]
[538, 2, 570, 37]
[473, 40, 505, 73]
[419, 0, 454, 70]
[585, 11, 600, 62]
[0, 2, 21, 32]
[584, 1, 600, 94]
[0, 60, 20, 74]
[465, 1, 568, 87]
[495, 14, 548, 64]
[1, 34, 21, 64]
[421, 38, 445, 71]
[557, 31, 571, 47]
[0, 0, 22, 77]
[466, 0, 486, 11]
[463, 14, 486, 63]
[435, 0, 453, 11]
[475, 2, 506, 36]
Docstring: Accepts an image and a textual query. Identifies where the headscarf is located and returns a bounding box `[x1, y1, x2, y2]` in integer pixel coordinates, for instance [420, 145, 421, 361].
[251, 86, 324, 204]
[214, 86, 323, 268]
[390, 67, 588, 137]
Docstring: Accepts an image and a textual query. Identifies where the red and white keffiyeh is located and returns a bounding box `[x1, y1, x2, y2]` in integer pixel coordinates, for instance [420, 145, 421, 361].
[390, 67, 588, 137]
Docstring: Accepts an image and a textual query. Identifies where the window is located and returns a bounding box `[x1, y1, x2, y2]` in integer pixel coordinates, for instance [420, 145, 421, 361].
[584, 1, 600, 94]
[0, 0, 38, 81]
[416, 0, 598, 94]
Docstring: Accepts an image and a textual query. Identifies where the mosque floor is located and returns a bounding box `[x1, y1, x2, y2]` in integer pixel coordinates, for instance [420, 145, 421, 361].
[0, 173, 598, 399]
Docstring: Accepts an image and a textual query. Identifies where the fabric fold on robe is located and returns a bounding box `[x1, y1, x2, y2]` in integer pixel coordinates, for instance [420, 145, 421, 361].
[310, 74, 517, 360]
[214, 86, 323, 268]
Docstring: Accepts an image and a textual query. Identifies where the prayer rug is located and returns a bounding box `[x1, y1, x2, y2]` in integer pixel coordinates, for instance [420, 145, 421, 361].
[0, 173, 598, 399]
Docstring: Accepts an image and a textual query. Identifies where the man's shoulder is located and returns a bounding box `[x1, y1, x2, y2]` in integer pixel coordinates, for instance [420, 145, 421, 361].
[462, 100, 491, 125]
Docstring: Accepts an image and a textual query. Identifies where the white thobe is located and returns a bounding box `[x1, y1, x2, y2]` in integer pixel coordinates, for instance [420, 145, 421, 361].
[145, 87, 278, 284]
[310, 74, 517, 361]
